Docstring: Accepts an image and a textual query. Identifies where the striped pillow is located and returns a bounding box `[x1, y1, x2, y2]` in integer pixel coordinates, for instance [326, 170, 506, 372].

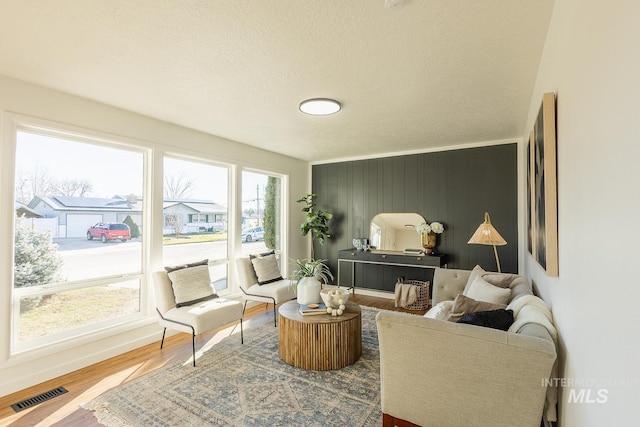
[250, 254, 283, 285]
[167, 264, 217, 307]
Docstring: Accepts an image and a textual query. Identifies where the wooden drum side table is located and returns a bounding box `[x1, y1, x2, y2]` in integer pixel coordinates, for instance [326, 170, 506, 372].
[278, 300, 362, 370]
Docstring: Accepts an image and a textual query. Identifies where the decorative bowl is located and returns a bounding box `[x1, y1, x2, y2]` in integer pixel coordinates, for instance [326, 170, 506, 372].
[320, 288, 350, 309]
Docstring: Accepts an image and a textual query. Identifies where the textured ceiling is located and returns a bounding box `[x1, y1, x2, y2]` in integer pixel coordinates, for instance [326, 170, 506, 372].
[0, 0, 555, 162]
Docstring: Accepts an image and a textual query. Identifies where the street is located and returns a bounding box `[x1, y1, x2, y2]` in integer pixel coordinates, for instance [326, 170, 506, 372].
[53, 237, 269, 282]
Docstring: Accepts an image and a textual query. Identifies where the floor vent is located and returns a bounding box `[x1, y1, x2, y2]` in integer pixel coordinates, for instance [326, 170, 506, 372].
[11, 386, 68, 412]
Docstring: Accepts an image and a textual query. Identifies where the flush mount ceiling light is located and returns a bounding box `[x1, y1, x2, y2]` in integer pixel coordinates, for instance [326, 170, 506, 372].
[384, 0, 405, 8]
[299, 98, 341, 116]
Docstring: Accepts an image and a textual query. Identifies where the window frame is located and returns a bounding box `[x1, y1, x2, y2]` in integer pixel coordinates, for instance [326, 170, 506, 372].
[240, 168, 288, 267]
[162, 153, 234, 295]
[0, 113, 290, 366]
[6, 114, 152, 356]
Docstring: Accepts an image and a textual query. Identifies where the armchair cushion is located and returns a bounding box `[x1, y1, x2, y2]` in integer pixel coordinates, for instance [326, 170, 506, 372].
[160, 297, 243, 336]
[235, 257, 296, 304]
[167, 264, 218, 307]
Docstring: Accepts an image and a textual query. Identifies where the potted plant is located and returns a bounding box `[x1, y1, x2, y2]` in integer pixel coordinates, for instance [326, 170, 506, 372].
[290, 258, 334, 305]
[297, 193, 332, 258]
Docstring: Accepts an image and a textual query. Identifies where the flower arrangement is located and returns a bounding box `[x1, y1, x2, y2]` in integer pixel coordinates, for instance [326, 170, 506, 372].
[416, 221, 444, 235]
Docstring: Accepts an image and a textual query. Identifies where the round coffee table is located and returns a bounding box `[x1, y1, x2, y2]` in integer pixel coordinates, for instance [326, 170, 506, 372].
[278, 300, 362, 370]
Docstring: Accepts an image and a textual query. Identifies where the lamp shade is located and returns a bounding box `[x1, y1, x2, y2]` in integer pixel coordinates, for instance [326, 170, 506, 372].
[467, 212, 507, 246]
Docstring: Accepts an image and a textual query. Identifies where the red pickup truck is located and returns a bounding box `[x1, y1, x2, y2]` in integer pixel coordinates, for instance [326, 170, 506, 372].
[87, 223, 131, 243]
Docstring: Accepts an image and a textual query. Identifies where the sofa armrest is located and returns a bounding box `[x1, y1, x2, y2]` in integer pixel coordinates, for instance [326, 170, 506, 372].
[376, 311, 556, 427]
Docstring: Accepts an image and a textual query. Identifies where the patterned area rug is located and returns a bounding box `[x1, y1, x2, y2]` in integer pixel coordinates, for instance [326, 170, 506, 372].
[83, 307, 382, 426]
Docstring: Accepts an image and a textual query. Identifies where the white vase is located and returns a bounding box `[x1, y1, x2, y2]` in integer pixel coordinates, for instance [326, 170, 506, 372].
[296, 276, 322, 305]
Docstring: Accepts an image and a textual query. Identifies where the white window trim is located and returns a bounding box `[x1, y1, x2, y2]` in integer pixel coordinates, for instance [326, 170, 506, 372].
[2, 113, 153, 361]
[240, 168, 289, 276]
[0, 113, 291, 370]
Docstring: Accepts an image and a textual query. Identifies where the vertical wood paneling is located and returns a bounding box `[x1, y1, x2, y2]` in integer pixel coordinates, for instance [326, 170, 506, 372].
[312, 143, 518, 290]
[404, 155, 418, 214]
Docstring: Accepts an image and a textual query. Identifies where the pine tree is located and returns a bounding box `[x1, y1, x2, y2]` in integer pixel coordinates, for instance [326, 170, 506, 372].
[123, 215, 141, 238]
[14, 217, 63, 288]
[263, 176, 278, 249]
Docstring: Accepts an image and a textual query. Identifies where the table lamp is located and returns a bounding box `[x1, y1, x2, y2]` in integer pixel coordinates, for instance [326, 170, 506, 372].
[467, 212, 507, 272]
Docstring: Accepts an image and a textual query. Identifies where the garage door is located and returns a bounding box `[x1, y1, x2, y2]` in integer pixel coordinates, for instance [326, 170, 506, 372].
[67, 214, 102, 238]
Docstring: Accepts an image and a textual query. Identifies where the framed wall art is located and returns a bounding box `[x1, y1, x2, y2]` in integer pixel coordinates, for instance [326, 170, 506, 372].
[527, 131, 533, 256]
[528, 92, 558, 276]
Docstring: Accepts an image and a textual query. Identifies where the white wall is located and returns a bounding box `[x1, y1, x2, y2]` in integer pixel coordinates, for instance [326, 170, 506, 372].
[0, 74, 310, 397]
[522, 1, 640, 425]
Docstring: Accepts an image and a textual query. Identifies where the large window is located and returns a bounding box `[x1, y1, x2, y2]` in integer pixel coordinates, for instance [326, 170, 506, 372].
[7, 122, 288, 358]
[13, 130, 145, 351]
[241, 171, 283, 256]
[163, 157, 230, 292]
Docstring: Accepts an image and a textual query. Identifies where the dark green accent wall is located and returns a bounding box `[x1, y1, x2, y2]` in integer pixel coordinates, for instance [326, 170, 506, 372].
[311, 144, 518, 280]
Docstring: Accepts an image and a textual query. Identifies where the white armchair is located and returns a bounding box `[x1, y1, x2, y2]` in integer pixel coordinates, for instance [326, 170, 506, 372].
[153, 269, 244, 366]
[235, 257, 296, 326]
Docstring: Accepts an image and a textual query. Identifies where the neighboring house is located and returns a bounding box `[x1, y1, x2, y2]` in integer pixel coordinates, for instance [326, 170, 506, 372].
[15, 201, 59, 237]
[14, 201, 43, 219]
[163, 199, 227, 235]
[26, 195, 227, 238]
[27, 195, 142, 238]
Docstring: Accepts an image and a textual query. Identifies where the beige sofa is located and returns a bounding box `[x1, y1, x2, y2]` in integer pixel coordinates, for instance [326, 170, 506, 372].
[376, 267, 557, 427]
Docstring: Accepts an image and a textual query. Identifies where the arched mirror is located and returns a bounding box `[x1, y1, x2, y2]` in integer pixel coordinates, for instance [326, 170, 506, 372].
[370, 213, 425, 252]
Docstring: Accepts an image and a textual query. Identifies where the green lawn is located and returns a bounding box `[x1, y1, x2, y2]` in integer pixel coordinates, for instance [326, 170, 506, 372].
[18, 231, 229, 342]
[19, 286, 140, 341]
[162, 232, 227, 245]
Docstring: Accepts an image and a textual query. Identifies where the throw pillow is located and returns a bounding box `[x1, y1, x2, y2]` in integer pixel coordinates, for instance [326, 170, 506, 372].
[424, 300, 454, 320]
[164, 259, 209, 273]
[464, 276, 512, 305]
[249, 250, 275, 259]
[457, 309, 515, 331]
[250, 253, 283, 285]
[463, 265, 518, 293]
[446, 294, 506, 322]
[167, 264, 217, 307]
[463, 265, 486, 294]
[483, 271, 518, 288]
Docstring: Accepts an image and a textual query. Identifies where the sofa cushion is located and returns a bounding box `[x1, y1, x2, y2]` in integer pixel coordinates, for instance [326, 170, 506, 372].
[424, 300, 454, 320]
[167, 264, 218, 307]
[463, 265, 519, 293]
[464, 275, 511, 305]
[457, 309, 514, 331]
[447, 294, 506, 322]
[250, 253, 283, 285]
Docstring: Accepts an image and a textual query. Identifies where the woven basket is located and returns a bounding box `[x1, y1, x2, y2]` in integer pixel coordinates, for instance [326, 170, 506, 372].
[395, 278, 430, 311]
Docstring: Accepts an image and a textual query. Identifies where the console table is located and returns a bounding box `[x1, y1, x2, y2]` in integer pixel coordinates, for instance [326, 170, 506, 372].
[337, 248, 446, 293]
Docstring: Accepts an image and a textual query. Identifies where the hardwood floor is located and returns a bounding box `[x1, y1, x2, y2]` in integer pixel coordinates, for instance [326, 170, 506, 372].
[0, 293, 424, 426]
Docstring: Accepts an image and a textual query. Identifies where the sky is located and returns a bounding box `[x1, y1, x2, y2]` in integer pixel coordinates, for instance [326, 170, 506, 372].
[16, 131, 270, 210]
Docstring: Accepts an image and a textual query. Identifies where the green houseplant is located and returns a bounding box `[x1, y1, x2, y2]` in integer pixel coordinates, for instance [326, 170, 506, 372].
[297, 193, 332, 257]
[290, 258, 334, 284]
[290, 258, 334, 305]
